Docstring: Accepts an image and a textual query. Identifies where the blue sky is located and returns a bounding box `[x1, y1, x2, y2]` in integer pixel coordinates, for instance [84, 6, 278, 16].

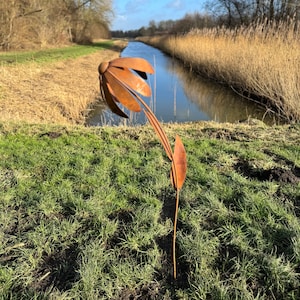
[111, 0, 206, 31]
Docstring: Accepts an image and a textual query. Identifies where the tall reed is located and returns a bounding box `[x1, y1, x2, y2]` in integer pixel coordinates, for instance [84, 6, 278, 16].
[138, 19, 300, 122]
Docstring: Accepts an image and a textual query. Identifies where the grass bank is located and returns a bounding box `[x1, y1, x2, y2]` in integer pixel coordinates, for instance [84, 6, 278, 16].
[137, 20, 300, 122]
[0, 41, 113, 65]
[0, 40, 127, 125]
[0, 121, 299, 299]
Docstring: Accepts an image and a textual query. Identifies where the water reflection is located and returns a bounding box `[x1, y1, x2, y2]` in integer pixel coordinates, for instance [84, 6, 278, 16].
[168, 60, 274, 123]
[87, 41, 274, 126]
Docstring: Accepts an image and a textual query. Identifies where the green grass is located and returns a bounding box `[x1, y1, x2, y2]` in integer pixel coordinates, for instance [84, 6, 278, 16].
[0, 41, 113, 65]
[0, 122, 299, 299]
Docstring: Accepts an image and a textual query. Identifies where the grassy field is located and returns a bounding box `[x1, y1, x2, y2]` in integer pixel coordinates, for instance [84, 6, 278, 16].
[0, 121, 299, 299]
[138, 20, 300, 123]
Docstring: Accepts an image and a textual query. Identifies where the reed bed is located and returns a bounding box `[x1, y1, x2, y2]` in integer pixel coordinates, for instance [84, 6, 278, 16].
[138, 19, 300, 122]
[0, 59, 96, 125]
[0, 41, 126, 125]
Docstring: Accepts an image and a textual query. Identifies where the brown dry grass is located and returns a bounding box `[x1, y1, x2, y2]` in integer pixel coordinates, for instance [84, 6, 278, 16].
[138, 20, 300, 122]
[0, 40, 127, 125]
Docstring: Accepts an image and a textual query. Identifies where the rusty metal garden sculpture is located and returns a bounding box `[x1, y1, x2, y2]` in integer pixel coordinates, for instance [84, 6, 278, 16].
[98, 57, 187, 279]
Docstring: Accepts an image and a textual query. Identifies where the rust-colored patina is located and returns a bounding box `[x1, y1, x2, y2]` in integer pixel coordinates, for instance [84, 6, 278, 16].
[98, 57, 187, 279]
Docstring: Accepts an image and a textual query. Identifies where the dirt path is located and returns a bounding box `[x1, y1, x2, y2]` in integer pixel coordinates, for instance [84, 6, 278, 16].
[0, 41, 127, 125]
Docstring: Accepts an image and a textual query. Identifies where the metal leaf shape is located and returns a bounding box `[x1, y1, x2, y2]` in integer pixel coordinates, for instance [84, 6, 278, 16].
[98, 56, 187, 280]
[170, 135, 187, 190]
[109, 66, 152, 97]
[110, 57, 154, 74]
[144, 109, 173, 161]
[104, 71, 141, 112]
[101, 78, 128, 118]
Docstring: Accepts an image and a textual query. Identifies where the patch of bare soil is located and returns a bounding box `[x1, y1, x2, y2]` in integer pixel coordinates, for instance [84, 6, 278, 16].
[0, 41, 127, 125]
[235, 159, 300, 184]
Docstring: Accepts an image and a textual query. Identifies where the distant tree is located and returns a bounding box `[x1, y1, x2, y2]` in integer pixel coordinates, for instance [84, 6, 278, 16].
[0, 0, 42, 49]
[111, 29, 140, 38]
[0, 0, 113, 49]
[60, 0, 113, 43]
[170, 12, 216, 34]
[205, 0, 300, 26]
[153, 20, 176, 34]
[148, 20, 157, 35]
[138, 26, 148, 36]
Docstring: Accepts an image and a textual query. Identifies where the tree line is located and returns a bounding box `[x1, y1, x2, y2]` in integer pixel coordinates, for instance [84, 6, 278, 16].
[0, 0, 112, 50]
[112, 0, 300, 38]
[209, 0, 299, 26]
[111, 14, 215, 38]
[1, 0, 298, 48]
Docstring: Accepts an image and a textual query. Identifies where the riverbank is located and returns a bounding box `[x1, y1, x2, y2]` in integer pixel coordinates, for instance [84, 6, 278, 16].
[0, 40, 127, 125]
[0, 121, 299, 298]
[0, 38, 299, 298]
[137, 21, 300, 122]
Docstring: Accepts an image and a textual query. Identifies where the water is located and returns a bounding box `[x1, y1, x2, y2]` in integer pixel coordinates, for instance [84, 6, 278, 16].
[87, 41, 274, 126]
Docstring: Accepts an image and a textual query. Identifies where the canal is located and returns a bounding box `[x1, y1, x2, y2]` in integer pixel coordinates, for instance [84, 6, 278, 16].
[87, 41, 274, 126]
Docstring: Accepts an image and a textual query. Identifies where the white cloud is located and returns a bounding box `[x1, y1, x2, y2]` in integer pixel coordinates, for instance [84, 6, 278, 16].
[125, 0, 148, 12]
[166, 0, 183, 9]
[116, 14, 128, 21]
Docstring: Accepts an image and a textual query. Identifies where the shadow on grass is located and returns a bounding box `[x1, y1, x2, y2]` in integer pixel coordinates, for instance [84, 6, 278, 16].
[155, 189, 191, 296]
[10, 243, 80, 297]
